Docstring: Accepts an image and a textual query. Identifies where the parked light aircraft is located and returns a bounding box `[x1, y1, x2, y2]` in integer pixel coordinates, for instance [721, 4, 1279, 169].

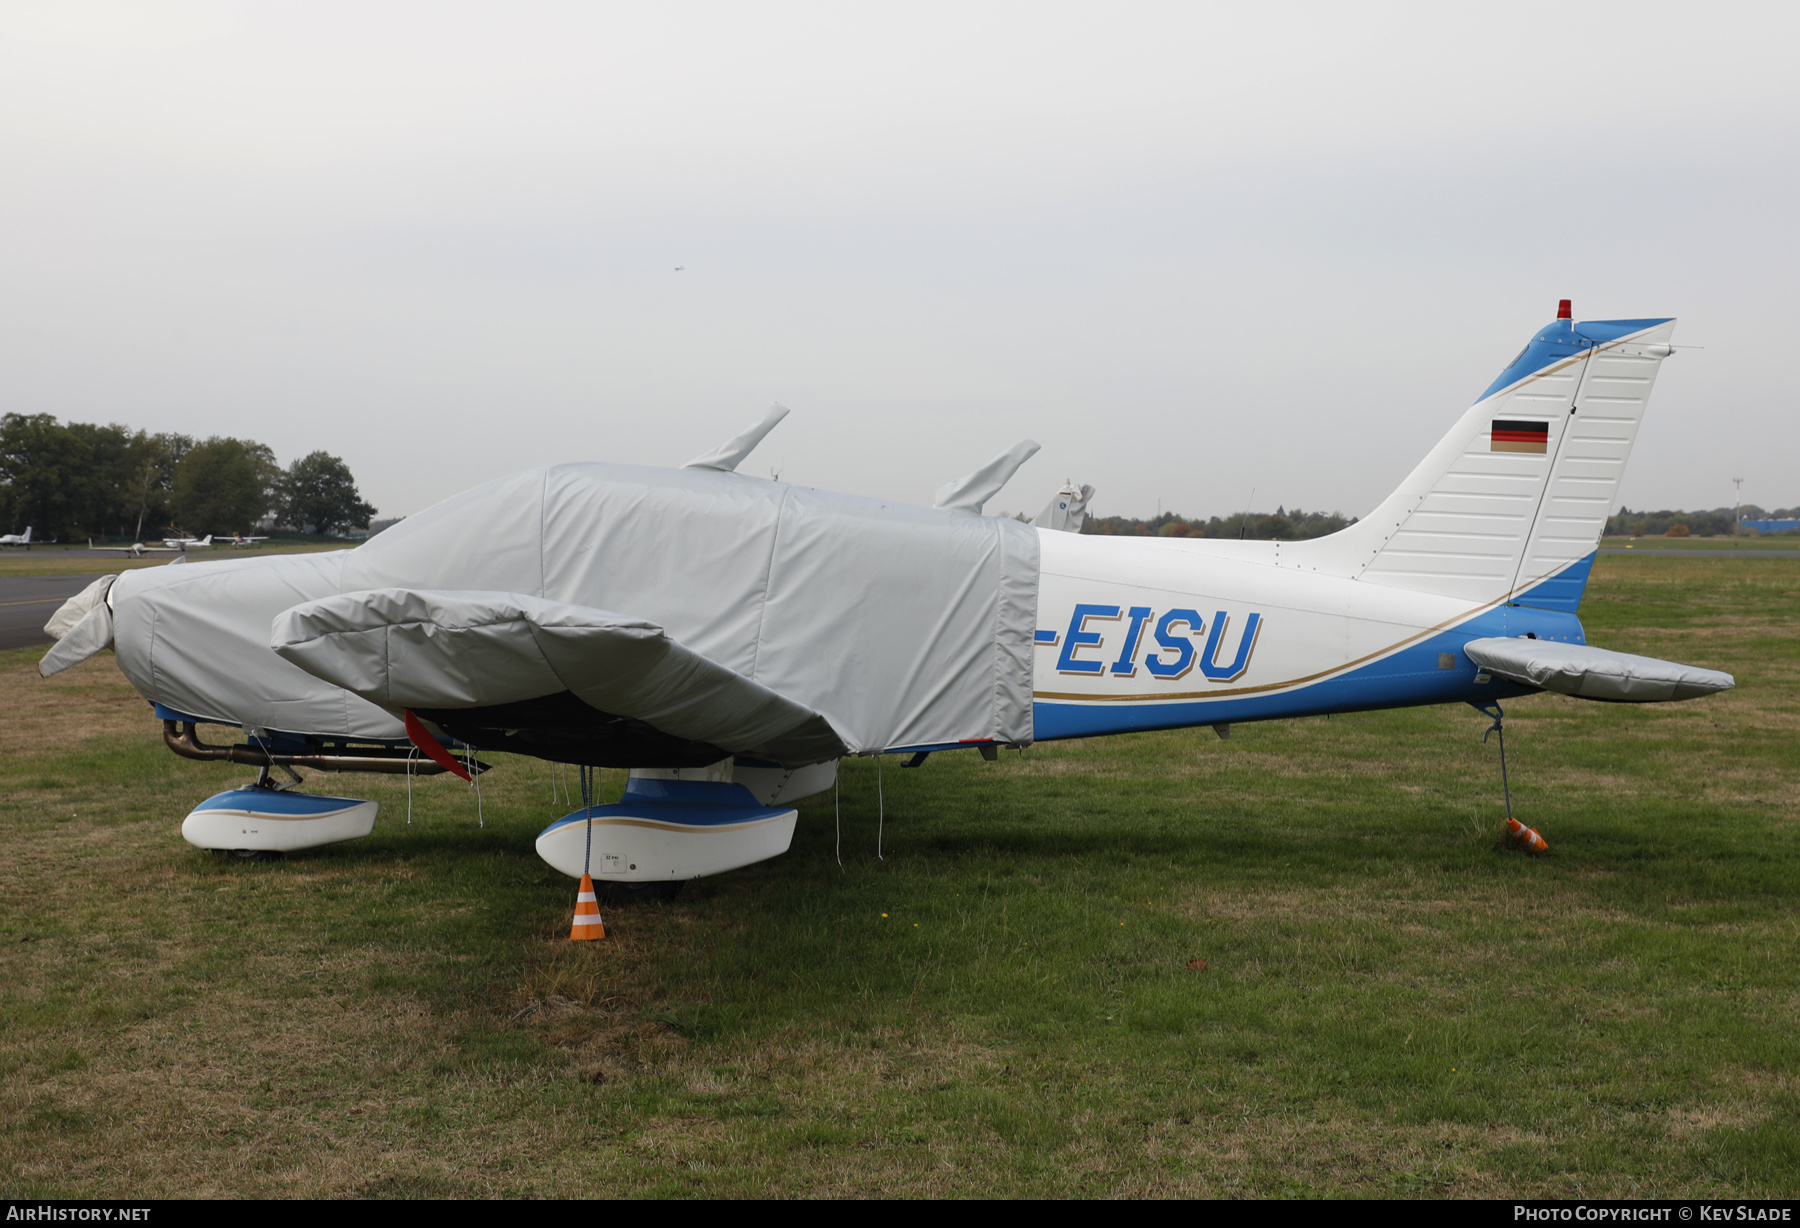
[1, 527, 37, 547]
[38, 302, 1733, 895]
[88, 535, 213, 558]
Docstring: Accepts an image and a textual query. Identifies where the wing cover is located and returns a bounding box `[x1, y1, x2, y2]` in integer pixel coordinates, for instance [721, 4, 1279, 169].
[1464, 637, 1733, 702]
[272, 588, 848, 767]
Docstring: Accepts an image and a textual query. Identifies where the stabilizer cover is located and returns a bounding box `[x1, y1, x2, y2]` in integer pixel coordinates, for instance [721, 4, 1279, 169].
[1464, 637, 1734, 703]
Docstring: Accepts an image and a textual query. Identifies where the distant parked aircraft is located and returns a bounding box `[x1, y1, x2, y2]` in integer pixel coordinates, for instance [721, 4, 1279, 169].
[88, 534, 214, 558]
[0, 527, 35, 548]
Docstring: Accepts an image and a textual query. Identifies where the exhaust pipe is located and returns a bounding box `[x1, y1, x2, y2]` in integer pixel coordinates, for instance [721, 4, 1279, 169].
[162, 720, 487, 776]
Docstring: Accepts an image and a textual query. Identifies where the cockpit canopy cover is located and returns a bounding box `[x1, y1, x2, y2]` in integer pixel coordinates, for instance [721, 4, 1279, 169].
[105, 463, 1040, 756]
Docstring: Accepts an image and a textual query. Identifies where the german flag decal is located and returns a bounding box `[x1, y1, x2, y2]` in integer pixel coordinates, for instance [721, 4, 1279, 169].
[1491, 419, 1550, 454]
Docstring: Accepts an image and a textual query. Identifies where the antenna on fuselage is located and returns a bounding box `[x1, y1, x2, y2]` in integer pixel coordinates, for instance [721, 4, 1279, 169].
[1237, 486, 1256, 540]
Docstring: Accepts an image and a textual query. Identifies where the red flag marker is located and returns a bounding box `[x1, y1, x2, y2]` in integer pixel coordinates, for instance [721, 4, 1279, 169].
[403, 708, 471, 782]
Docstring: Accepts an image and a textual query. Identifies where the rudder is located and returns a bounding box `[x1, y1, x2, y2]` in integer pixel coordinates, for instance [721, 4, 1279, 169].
[1294, 306, 1676, 612]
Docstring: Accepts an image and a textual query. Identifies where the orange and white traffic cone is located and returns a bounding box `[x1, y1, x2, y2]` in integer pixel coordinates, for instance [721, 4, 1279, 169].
[570, 873, 606, 941]
[1506, 817, 1549, 854]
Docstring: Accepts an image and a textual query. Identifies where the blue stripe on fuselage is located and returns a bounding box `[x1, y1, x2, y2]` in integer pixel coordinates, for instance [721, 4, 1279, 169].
[1032, 596, 1585, 741]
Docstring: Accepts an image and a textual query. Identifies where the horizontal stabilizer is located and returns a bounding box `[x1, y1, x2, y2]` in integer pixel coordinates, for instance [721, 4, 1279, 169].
[1464, 637, 1733, 703]
[271, 588, 847, 766]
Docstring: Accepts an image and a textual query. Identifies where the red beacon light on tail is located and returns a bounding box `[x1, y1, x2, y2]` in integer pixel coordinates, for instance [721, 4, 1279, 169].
[1557, 299, 1573, 320]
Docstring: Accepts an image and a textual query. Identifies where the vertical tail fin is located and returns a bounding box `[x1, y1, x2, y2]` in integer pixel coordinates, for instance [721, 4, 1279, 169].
[1295, 308, 1676, 612]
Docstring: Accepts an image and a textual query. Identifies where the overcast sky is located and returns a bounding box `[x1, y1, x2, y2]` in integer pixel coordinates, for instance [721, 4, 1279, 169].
[3, 2, 1795, 522]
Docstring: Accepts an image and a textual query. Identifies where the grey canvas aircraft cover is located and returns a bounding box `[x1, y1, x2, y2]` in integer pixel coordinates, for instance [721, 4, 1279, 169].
[1463, 637, 1734, 703]
[38, 574, 117, 676]
[71, 463, 1040, 761]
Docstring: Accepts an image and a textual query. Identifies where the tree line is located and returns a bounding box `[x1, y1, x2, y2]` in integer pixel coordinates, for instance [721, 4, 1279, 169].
[0, 413, 377, 541]
[1081, 504, 1799, 540]
[1083, 506, 1356, 540]
[1606, 505, 1799, 538]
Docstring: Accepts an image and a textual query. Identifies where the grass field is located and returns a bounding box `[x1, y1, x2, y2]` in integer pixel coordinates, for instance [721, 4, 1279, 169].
[1599, 536, 1800, 552]
[1, 554, 1795, 1198]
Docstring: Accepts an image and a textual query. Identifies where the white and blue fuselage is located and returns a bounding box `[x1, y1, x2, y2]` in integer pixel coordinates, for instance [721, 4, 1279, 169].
[1028, 531, 1583, 742]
